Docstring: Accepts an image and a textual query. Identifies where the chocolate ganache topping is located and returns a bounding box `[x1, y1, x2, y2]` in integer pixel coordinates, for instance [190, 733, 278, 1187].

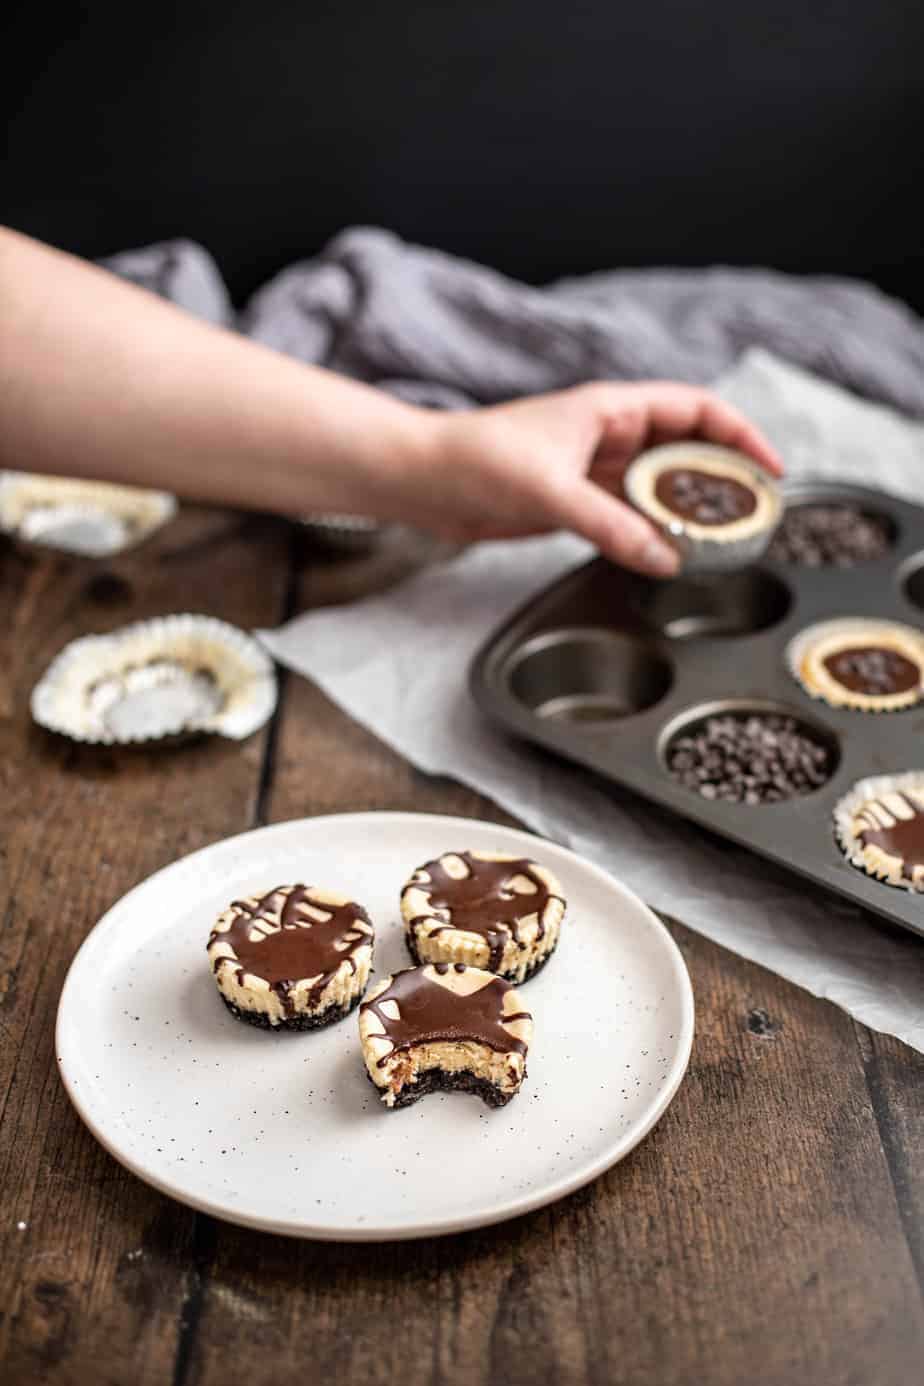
[823, 646, 921, 697]
[406, 853, 563, 972]
[857, 795, 924, 881]
[654, 466, 757, 526]
[360, 965, 531, 1067]
[209, 886, 372, 1015]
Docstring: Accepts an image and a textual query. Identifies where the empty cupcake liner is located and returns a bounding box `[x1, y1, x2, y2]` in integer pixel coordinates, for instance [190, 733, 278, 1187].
[0, 472, 177, 557]
[31, 614, 277, 744]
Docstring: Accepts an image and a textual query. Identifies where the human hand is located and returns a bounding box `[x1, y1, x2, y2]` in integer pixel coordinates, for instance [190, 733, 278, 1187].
[418, 382, 782, 576]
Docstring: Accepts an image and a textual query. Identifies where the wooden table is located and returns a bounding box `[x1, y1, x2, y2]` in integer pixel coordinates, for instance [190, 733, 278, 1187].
[1, 507, 922, 1386]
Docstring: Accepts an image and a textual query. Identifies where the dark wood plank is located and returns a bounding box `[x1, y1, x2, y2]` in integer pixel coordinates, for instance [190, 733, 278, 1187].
[856, 1027, 924, 1292]
[0, 509, 291, 1385]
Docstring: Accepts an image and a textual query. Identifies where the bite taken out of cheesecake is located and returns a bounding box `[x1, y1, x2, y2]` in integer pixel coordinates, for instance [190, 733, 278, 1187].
[358, 963, 533, 1109]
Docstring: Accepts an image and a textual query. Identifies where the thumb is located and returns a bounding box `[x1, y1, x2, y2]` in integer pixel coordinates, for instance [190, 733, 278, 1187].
[549, 477, 680, 577]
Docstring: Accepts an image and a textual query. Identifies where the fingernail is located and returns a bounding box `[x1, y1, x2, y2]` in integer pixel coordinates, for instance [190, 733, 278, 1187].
[639, 537, 680, 577]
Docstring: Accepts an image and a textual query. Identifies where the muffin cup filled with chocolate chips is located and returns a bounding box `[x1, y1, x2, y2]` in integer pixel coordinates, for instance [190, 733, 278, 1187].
[768, 502, 894, 567]
[208, 884, 375, 1030]
[358, 963, 533, 1109]
[786, 617, 924, 712]
[400, 850, 565, 983]
[834, 773, 924, 892]
[661, 702, 837, 805]
[624, 442, 782, 575]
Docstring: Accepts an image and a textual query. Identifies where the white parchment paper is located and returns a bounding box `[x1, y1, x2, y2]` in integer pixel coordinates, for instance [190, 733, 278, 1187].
[259, 352, 924, 1050]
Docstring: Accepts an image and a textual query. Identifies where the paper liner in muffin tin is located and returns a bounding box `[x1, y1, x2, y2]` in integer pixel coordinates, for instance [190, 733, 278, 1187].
[31, 615, 277, 744]
[785, 617, 924, 712]
[833, 771, 924, 892]
[0, 473, 177, 557]
[623, 443, 782, 575]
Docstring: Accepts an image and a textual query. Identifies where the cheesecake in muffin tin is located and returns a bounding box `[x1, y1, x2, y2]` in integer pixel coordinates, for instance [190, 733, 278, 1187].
[786, 618, 924, 712]
[834, 773, 924, 892]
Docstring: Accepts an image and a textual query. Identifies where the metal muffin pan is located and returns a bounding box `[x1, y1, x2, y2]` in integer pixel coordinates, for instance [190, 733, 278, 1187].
[470, 480, 924, 941]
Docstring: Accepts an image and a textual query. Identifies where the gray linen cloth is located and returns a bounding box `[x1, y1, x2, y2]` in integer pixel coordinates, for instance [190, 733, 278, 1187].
[107, 234, 924, 1047]
[108, 227, 924, 416]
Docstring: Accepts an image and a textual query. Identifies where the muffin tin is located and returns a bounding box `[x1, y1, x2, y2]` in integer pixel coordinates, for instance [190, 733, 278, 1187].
[470, 481, 924, 940]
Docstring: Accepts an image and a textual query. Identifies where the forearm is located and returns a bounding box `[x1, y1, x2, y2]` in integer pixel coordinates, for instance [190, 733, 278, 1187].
[0, 227, 435, 517]
[0, 228, 781, 577]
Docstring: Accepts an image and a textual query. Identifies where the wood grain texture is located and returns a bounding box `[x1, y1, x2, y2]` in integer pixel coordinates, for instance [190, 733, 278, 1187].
[1, 516, 922, 1386]
[856, 1027, 924, 1291]
[0, 510, 290, 1386]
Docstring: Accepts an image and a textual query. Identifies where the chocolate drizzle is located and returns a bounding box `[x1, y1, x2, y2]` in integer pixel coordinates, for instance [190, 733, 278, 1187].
[857, 794, 924, 881]
[209, 886, 373, 1015]
[406, 852, 563, 972]
[823, 645, 920, 697]
[654, 467, 757, 525]
[360, 965, 530, 1067]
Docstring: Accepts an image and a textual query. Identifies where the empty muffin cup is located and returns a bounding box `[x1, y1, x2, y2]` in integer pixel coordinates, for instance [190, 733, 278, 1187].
[901, 556, 924, 615]
[506, 628, 672, 725]
[626, 568, 791, 639]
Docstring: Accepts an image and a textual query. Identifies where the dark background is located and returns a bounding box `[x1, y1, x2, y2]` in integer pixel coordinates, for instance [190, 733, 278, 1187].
[3, 2, 922, 308]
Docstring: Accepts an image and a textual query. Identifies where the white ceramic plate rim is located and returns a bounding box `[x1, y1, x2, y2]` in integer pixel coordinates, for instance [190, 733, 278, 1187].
[56, 812, 695, 1241]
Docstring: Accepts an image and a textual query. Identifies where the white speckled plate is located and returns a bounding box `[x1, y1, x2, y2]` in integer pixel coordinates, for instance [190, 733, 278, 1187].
[56, 813, 693, 1240]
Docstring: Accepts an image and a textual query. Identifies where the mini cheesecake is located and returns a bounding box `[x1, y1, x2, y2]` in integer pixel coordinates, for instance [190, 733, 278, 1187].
[359, 963, 533, 1109]
[624, 442, 781, 574]
[834, 773, 924, 891]
[787, 618, 924, 712]
[400, 850, 565, 983]
[208, 884, 374, 1030]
